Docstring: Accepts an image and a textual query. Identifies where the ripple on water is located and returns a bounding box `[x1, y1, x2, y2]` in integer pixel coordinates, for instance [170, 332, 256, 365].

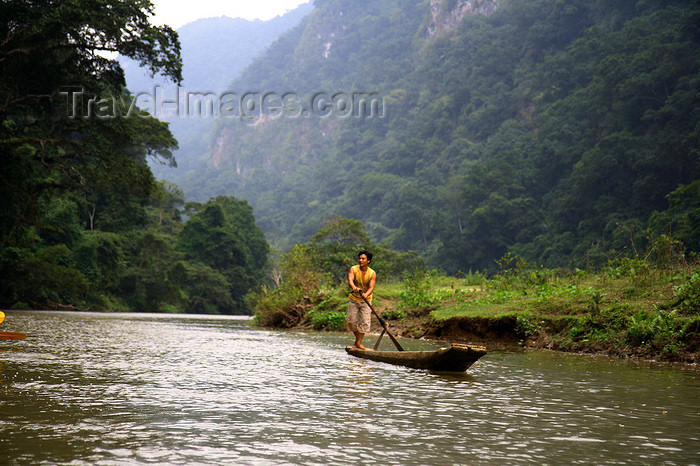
[0, 311, 698, 465]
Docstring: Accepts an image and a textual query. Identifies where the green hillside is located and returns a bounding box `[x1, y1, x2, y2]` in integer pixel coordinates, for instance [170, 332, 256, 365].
[179, 0, 699, 273]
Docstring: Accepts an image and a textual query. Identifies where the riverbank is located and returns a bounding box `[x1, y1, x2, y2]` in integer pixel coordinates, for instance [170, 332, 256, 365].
[376, 314, 699, 365]
[252, 258, 700, 365]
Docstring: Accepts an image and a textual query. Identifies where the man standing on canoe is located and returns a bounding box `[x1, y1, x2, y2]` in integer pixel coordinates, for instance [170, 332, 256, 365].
[347, 250, 376, 350]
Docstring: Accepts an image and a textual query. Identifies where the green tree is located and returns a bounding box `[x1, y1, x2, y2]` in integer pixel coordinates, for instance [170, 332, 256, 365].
[0, 0, 181, 244]
[13, 245, 89, 309]
[308, 216, 425, 282]
[649, 181, 700, 253]
[119, 230, 183, 312]
[170, 261, 235, 314]
[147, 181, 186, 235]
[0, 0, 183, 309]
[309, 216, 373, 283]
[177, 196, 270, 314]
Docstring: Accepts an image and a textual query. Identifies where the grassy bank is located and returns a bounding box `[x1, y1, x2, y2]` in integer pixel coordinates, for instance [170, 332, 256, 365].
[391, 260, 698, 363]
[252, 256, 700, 364]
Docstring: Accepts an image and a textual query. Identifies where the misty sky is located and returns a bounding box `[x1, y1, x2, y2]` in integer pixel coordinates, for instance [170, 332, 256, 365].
[149, 0, 312, 28]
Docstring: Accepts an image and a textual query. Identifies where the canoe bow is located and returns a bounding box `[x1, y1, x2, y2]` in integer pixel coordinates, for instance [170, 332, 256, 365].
[346, 344, 487, 372]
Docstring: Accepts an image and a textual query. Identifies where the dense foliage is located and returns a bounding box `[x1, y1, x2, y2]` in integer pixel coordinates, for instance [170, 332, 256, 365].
[175, 0, 699, 274]
[177, 196, 269, 313]
[0, 1, 268, 313]
[251, 217, 424, 328]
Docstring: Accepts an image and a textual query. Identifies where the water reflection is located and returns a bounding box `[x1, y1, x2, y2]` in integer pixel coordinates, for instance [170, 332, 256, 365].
[0, 311, 698, 464]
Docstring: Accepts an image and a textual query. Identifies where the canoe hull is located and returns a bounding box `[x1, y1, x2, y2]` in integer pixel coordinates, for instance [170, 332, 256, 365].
[345, 344, 486, 372]
[0, 331, 26, 340]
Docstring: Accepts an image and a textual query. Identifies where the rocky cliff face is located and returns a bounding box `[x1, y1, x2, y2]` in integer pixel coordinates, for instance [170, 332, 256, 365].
[208, 0, 511, 180]
[427, 0, 507, 38]
[203, 0, 512, 197]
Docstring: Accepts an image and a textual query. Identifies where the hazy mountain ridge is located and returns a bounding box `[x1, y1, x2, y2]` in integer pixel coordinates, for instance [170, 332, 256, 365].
[123, 4, 314, 93]
[120, 3, 313, 181]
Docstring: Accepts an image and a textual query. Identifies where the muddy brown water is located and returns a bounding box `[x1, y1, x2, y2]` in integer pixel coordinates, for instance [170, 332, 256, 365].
[1, 311, 698, 464]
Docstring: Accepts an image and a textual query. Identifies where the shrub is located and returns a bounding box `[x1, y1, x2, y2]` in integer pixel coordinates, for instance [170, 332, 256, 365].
[604, 257, 650, 279]
[381, 306, 406, 320]
[308, 309, 346, 330]
[307, 287, 347, 330]
[251, 286, 311, 328]
[251, 244, 331, 327]
[455, 269, 488, 285]
[626, 309, 678, 347]
[515, 313, 539, 339]
[673, 272, 700, 315]
[398, 270, 449, 315]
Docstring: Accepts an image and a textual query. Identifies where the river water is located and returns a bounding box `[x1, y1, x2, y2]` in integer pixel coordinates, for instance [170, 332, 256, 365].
[0, 311, 697, 465]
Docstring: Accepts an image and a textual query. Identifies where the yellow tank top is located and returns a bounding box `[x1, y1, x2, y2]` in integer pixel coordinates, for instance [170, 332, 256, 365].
[349, 264, 375, 302]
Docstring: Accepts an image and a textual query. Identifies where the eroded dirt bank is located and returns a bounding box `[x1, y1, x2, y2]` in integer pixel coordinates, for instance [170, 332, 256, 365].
[371, 316, 699, 366]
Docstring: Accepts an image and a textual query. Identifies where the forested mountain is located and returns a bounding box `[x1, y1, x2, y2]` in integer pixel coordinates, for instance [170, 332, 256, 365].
[173, 0, 699, 273]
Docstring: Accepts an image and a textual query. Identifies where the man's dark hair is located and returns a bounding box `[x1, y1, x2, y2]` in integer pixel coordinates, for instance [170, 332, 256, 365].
[358, 249, 373, 263]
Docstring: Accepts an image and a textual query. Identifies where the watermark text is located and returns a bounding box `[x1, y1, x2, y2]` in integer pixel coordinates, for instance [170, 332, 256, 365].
[59, 86, 386, 122]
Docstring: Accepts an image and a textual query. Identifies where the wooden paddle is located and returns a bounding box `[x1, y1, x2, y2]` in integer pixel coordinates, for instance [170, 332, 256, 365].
[373, 329, 385, 350]
[0, 331, 26, 340]
[0, 311, 26, 340]
[354, 290, 404, 351]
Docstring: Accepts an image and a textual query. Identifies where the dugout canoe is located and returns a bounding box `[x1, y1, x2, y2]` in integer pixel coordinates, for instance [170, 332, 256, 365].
[345, 344, 487, 372]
